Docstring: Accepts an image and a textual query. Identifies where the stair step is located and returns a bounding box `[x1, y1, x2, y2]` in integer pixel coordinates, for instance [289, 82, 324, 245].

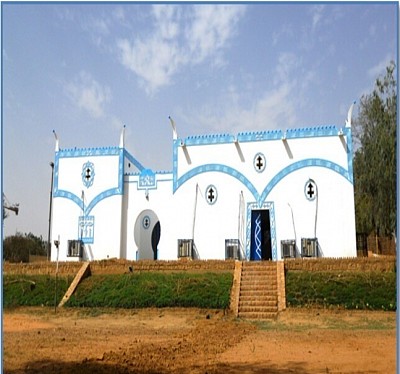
[242, 262, 276, 267]
[241, 273, 277, 279]
[238, 311, 278, 320]
[240, 278, 277, 286]
[241, 274, 277, 279]
[242, 268, 277, 272]
[240, 289, 277, 296]
[239, 303, 278, 312]
[239, 298, 277, 306]
[237, 262, 281, 320]
[239, 294, 278, 305]
[239, 284, 277, 292]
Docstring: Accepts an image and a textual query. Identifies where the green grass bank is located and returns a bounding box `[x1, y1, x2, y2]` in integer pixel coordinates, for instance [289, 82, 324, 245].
[4, 272, 233, 309]
[3, 269, 396, 311]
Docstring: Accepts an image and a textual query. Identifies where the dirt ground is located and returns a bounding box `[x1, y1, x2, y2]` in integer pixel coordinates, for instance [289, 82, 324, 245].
[3, 307, 396, 374]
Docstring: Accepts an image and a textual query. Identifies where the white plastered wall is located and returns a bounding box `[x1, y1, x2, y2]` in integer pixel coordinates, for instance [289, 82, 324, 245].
[51, 151, 123, 261]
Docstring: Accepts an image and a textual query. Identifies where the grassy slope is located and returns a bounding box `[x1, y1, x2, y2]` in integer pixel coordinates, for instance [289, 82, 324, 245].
[286, 271, 396, 310]
[3, 270, 396, 311]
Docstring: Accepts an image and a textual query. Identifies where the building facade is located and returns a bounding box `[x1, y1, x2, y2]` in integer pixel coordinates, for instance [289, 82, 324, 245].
[50, 120, 357, 262]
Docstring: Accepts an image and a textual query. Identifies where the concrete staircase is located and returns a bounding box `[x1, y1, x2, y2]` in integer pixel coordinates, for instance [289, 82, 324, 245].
[58, 262, 91, 307]
[237, 261, 283, 320]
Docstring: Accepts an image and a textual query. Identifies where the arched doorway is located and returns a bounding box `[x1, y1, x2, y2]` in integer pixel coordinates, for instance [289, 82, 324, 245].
[134, 210, 161, 260]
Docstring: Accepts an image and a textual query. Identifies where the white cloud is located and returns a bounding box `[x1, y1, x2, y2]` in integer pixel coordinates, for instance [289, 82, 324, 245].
[65, 72, 111, 118]
[180, 52, 303, 134]
[117, 4, 246, 95]
[186, 5, 244, 63]
[311, 5, 325, 30]
[182, 82, 296, 135]
[117, 36, 182, 94]
[368, 54, 393, 79]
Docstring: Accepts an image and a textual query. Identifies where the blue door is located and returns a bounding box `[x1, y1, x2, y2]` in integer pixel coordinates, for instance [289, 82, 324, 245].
[250, 210, 272, 261]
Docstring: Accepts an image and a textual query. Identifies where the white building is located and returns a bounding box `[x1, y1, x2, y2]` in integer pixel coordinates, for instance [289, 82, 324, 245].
[50, 118, 357, 262]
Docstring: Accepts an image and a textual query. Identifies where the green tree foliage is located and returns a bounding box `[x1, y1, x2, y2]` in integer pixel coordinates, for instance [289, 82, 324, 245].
[353, 61, 397, 237]
[3, 232, 47, 263]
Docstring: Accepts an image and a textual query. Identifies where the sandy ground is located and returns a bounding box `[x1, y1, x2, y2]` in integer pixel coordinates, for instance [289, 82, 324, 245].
[3, 307, 396, 373]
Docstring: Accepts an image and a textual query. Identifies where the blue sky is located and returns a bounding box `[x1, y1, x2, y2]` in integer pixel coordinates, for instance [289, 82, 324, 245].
[2, 2, 398, 239]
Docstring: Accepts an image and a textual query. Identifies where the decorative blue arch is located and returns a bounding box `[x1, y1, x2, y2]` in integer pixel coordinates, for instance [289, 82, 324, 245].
[174, 158, 352, 207]
[53, 147, 125, 216]
[259, 158, 352, 203]
[174, 163, 258, 198]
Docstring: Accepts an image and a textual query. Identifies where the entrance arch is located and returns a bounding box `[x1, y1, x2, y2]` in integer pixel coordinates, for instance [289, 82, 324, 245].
[134, 210, 161, 260]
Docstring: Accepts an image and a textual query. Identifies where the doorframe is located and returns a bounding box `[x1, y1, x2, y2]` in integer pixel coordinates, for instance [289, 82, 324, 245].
[246, 202, 277, 261]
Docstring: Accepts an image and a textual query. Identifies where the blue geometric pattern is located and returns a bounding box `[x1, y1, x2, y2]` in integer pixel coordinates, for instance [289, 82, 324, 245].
[82, 161, 95, 188]
[78, 215, 94, 244]
[139, 169, 156, 189]
[254, 213, 262, 260]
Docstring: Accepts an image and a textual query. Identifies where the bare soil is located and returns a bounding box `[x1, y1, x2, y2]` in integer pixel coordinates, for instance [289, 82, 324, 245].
[3, 307, 396, 373]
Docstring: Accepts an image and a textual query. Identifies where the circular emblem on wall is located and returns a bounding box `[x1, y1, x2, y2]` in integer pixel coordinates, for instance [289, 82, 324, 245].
[82, 161, 95, 188]
[304, 179, 317, 201]
[253, 153, 266, 173]
[142, 215, 151, 229]
[205, 185, 218, 205]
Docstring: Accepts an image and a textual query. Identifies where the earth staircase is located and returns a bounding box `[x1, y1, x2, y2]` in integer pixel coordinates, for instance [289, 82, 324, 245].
[58, 261, 91, 307]
[234, 261, 285, 320]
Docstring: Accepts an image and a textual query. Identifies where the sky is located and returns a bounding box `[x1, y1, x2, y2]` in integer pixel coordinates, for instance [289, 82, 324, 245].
[2, 2, 398, 240]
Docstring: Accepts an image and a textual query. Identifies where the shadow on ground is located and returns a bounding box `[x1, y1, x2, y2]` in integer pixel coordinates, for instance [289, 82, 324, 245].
[5, 359, 313, 374]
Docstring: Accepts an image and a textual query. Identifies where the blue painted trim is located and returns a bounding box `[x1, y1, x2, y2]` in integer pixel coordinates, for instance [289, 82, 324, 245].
[125, 170, 172, 176]
[174, 159, 352, 206]
[124, 172, 173, 190]
[124, 149, 145, 172]
[283, 125, 339, 139]
[344, 127, 354, 184]
[139, 169, 156, 189]
[237, 130, 283, 142]
[53, 147, 125, 215]
[246, 202, 277, 261]
[53, 190, 84, 210]
[85, 188, 122, 215]
[57, 146, 120, 158]
[174, 164, 259, 199]
[176, 125, 340, 147]
[78, 215, 95, 244]
[258, 158, 351, 204]
[173, 139, 179, 189]
[172, 125, 354, 196]
[184, 133, 235, 146]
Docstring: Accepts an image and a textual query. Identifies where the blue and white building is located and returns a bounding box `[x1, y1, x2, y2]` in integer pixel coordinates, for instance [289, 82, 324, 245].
[50, 117, 357, 262]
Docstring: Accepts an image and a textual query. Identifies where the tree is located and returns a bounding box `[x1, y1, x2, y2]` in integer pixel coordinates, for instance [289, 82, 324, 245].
[353, 61, 397, 238]
[3, 232, 47, 263]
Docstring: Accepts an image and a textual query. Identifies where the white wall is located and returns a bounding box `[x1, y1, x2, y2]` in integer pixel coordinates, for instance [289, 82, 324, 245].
[51, 125, 357, 262]
[51, 149, 123, 261]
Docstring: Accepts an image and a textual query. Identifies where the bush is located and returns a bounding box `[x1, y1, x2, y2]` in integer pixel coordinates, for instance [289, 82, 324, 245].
[3, 233, 47, 262]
